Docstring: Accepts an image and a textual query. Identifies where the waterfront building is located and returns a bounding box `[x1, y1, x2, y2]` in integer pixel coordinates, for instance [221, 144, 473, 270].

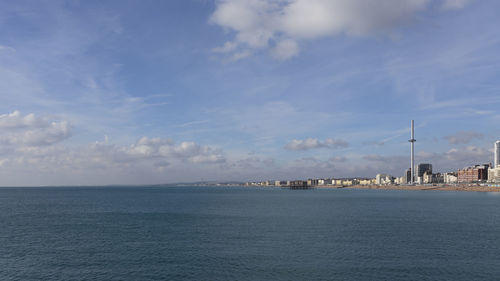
[395, 176, 406, 185]
[343, 179, 354, 186]
[290, 180, 308, 189]
[444, 172, 458, 184]
[333, 179, 343, 185]
[404, 168, 412, 184]
[361, 178, 375, 185]
[488, 167, 500, 183]
[423, 172, 433, 184]
[417, 163, 432, 178]
[421, 172, 443, 184]
[307, 179, 319, 187]
[457, 164, 489, 183]
[433, 173, 444, 183]
[359, 179, 372, 185]
[376, 174, 394, 185]
[416, 176, 423, 184]
[318, 179, 333, 186]
[376, 174, 385, 185]
[274, 180, 288, 187]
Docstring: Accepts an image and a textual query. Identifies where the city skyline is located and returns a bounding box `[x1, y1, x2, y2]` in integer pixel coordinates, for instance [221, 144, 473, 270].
[1, 0, 500, 186]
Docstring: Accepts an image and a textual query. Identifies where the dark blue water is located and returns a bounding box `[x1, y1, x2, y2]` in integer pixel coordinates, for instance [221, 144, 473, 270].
[1, 186, 500, 280]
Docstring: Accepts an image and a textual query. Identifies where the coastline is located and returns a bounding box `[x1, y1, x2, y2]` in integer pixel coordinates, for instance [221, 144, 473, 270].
[332, 184, 500, 192]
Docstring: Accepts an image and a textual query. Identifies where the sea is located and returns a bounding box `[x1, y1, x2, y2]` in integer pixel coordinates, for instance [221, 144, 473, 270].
[1, 186, 500, 281]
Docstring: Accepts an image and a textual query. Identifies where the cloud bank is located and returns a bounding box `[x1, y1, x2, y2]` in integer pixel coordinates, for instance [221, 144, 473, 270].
[210, 0, 471, 60]
[91, 137, 226, 166]
[0, 111, 491, 186]
[0, 111, 71, 146]
[0, 111, 229, 185]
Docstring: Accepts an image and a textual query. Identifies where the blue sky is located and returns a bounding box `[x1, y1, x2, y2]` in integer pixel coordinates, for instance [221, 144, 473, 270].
[0, 0, 499, 185]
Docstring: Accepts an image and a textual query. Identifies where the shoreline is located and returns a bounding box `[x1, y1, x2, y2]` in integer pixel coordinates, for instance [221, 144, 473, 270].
[316, 184, 500, 192]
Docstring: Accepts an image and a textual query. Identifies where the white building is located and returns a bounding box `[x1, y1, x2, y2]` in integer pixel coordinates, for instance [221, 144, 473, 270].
[395, 176, 406, 185]
[488, 167, 500, 183]
[415, 176, 423, 184]
[376, 174, 394, 185]
[423, 172, 431, 184]
[275, 180, 289, 187]
[323, 179, 333, 185]
[444, 173, 458, 184]
[318, 179, 334, 185]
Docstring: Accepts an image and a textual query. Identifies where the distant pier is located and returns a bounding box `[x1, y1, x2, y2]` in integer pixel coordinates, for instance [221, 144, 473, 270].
[289, 180, 309, 189]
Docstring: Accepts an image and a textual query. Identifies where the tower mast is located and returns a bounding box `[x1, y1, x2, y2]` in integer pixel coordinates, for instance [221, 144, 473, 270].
[409, 120, 416, 184]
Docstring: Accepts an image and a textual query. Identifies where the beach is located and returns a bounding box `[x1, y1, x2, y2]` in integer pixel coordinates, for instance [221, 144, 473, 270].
[342, 184, 500, 192]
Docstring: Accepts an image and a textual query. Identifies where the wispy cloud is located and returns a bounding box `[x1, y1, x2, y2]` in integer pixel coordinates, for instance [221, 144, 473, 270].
[0, 45, 16, 53]
[444, 131, 484, 145]
[175, 120, 209, 128]
[285, 138, 348, 151]
[226, 101, 337, 140]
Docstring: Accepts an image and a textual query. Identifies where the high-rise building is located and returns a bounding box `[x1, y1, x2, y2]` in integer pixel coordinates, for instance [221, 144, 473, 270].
[488, 166, 500, 183]
[417, 163, 432, 178]
[495, 141, 500, 168]
[405, 168, 411, 184]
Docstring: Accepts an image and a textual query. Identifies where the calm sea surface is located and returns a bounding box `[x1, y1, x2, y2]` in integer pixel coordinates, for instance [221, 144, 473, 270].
[1, 186, 500, 280]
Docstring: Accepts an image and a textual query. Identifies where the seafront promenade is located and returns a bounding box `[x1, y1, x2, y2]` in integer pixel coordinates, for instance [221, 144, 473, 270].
[336, 185, 500, 192]
[243, 182, 500, 192]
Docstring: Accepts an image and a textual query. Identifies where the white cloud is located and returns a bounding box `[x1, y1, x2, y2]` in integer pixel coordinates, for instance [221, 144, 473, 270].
[431, 146, 491, 166]
[0, 111, 47, 129]
[285, 138, 348, 151]
[271, 39, 299, 60]
[212, 41, 238, 53]
[94, 137, 227, 165]
[0, 111, 226, 184]
[0, 133, 228, 185]
[20, 121, 71, 146]
[0, 111, 71, 146]
[230, 50, 252, 61]
[210, 0, 471, 60]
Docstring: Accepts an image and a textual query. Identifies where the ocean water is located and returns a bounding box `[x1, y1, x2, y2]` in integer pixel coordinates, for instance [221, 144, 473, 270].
[1, 186, 500, 281]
